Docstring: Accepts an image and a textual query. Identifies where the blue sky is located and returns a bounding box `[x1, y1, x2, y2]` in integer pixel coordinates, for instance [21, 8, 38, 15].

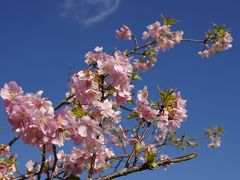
[0, 0, 239, 179]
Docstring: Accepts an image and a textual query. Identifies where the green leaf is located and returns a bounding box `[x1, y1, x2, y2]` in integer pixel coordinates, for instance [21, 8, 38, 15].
[149, 162, 159, 169]
[214, 127, 224, 135]
[127, 113, 138, 120]
[135, 141, 140, 156]
[72, 105, 87, 118]
[162, 15, 178, 26]
[187, 140, 198, 147]
[133, 74, 142, 80]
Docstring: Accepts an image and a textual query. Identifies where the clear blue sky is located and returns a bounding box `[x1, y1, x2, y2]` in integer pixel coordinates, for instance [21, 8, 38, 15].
[0, 0, 239, 179]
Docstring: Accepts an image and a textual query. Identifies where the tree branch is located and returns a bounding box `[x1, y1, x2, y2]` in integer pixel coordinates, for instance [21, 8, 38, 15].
[94, 153, 197, 180]
[37, 144, 46, 180]
[8, 134, 20, 147]
[50, 144, 58, 180]
[125, 121, 152, 168]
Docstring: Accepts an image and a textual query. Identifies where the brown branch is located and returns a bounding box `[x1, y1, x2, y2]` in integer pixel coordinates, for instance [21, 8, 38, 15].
[120, 105, 133, 112]
[132, 34, 139, 50]
[88, 153, 97, 179]
[8, 134, 20, 147]
[50, 144, 58, 180]
[54, 94, 75, 111]
[134, 40, 156, 51]
[181, 38, 204, 43]
[125, 121, 152, 168]
[94, 153, 197, 180]
[37, 144, 46, 180]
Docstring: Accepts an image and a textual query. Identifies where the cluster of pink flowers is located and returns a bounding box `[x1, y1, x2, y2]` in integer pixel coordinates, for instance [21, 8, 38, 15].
[135, 87, 158, 121]
[0, 81, 56, 148]
[199, 32, 233, 58]
[69, 70, 101, 108]
[0, 19, 232, 179]
[85, 48, 133, 106]
[116, 25, 132, 40]
[132, 57, 157, 72]
[157, 92, 187, 136]
[55, 137, 114, 175]
[142, 21, 183, 52]
[107, 125, 128, 147]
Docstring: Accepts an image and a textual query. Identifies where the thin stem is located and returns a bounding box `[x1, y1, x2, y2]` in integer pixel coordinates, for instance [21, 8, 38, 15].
[125, 121, 152, 168]
[132, 34, 139, 49]
[181, 38, 204, 43]
[37, 144, 46, 180]
[54, 94, 75, 111]
[88, 153, 97, 179]
[120, 105, 133, 112]
[134, 40, 156, 51]
[50, 144, 58, 180]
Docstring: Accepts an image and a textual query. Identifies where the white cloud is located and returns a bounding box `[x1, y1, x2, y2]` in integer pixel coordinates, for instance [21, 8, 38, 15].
[61, 0, 121, 26]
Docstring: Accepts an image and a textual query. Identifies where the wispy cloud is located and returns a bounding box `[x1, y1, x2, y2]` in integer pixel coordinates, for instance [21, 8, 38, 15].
[61, 0, 121, 26]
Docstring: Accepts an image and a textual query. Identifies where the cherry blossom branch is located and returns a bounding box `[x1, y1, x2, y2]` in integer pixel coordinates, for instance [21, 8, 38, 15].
[94, 153, 197, 180]
[54, 94, 75, 111]
[125, 121, 152, 168]
[181, 38, 205, 43]
[88, 153, 97, 179]
[37, 144, 46, 180]
[8, 134, 20, 147]
[133, 41, 156, 52]
[50, 144, 57, 180]
[120, 105, 133, 112]
[132, 34, 139, 49]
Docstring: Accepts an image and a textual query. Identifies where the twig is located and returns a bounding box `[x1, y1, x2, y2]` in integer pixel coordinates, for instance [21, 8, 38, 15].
[54, 94, 75, 111]
[113, 158, 123, 173]
[8, 134, 20, 147]
[181, 38, 204, 43]
[88, 153, 97, 179]
[125, 121, 152, 168]
[120, 106, 133, 112]
[50, 144, 58, 180]
[37, 144, 46, 180]
[132, 34, 139, 49]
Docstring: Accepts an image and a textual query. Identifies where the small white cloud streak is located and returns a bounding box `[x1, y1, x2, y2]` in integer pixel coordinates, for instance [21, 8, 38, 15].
[61, 0, 121, 26]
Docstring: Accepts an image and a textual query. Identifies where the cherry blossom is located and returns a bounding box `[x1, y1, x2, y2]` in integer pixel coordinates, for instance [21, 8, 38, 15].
[116, 25, 132, 40]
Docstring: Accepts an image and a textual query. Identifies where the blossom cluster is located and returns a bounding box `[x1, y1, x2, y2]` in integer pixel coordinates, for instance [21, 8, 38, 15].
[199, 32, 233, 58]
[134, 87, 187, 139]
[135, 87, 158, 121]
[0, 18, 231, 179]
[142, 21, 183, 52]
[0, 81, 55, 148]
[116, 25, 132, 40]
[84, 47, 133, 106]
[157, 91, 187, 137]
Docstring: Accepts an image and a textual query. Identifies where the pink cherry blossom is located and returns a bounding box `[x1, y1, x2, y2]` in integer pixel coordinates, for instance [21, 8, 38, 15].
[160, 154, 171, 170]
[116, 25, 132, 40]
[157, 92, 187, 135]
[25, 160, 34, 172]
[69, 70, 101, 107]
[143, 21, 183, 52]
[135, 87, 158, 121]
[199, 32, 233, 58]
